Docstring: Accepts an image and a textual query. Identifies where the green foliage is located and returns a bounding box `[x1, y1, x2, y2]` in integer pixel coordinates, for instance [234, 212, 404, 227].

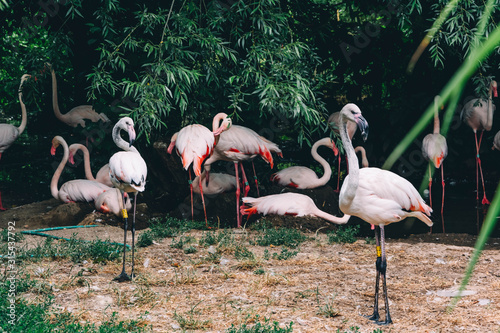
[272, 247, 299, 260]
[327, 225, 360, 244]
[255, 227, 307, 248]
[234, 244, 255, 261]
[226, 315, 293, 333]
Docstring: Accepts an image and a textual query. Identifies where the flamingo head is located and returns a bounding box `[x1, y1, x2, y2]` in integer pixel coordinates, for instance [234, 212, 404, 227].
[68, 152, 75, 164]
[341, 103, 369, 142]
[118, 117, 136, 146]
[20, 74, 31, 85]
[329, 139, 339, 156]
[167, 132, 178, 154]
[50, 137, 62, 156]
[212, 113, 232, 136]
[492, 80, 498, 98]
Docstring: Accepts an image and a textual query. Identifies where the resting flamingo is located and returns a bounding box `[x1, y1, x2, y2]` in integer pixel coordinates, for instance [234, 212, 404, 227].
[270, 137, 338, 189]
[241, 192, 350, 224]
[95, 188, 131, 216]
[46, 63, 110, 128]
[108, 117, 147, 282]
[170, 113, 232, 225]
[192, 171, 236, 195]
[0, 74, 30, 210]
[337, 103, 432, 325]
[422, 96, 448, 232]
[460, 80, 497, 205]
[492, 130, 500, 151]
[328, 111, 358, 192]
[50, 136, 110, 203]
[68, 143, 113, 187]
[202, 125, 282, 227]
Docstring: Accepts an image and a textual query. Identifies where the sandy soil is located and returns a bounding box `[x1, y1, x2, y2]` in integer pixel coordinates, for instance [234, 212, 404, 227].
[1, 199, 500, 332]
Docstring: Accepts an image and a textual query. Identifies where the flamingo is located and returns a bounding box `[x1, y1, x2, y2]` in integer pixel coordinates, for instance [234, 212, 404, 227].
[170, 113, 232, 225]
[240, 192, 350, 224]
[460, 80, 497, 205]
[354, 146, 369, 168]
[0, 74, 30, 210]
[68, 143, 113, 187]
[492, 130, 500, 151]
[337, 103, 432, 325]
[46, 63, 110, 128]
[328, 111, 358, 192]
[95, 188, 132, 216]
[192, 171, 237, 195]
[50, 136, 110, 203]
[270, 137, 338, 189]
[202, 125, 282, 227]
[422, 96, 448, 232]
[108, 117, 147, 282]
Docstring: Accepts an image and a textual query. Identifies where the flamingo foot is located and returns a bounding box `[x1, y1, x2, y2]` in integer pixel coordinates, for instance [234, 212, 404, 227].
[481, 195, 490, 206]
[113, 271, 132, 282]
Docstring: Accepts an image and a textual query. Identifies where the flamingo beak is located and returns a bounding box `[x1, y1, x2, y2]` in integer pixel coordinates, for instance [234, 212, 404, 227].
[331, 140, 339, 156]
[50, 146, 56, 156]
[68, 152, 75, 164]
[355, 114, 369, 142]
[493, 86, 498, 98]
[167, 140, 176, 154]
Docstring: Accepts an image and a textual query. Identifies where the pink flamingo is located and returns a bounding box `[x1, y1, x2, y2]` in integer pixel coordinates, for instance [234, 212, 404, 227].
[492, 130, 500, 151]
[68, 143, 113, 187]
[0, 74, 30, 210]
[460, 80, 497, 205]
[95, 188, 132, 216]
[169, 113, 232, 225]
[50, 136, 110, 203]
[328, 111, 358, 192]
[270, 137, 338, 189]
[422, 96, 448, 232]
[47, 63, 110, 128]
[202, 124, 282, 228]
[108, 117, 147, 282]
[240, 192, 350, 224]
[192, 171, 236, 195]
[354, 146, 369, 168]
[337, 103, 432, 325]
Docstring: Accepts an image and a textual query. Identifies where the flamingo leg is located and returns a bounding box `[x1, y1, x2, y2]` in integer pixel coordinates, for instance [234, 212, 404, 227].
[198, 170, 209, 227]
[114, 191, 131, 282]
[0, 192, 6, 211]
[251, 161, 260, 197]
[441, 163, 445, 233]
[189, 169, 194, 220]
[366, 226, 381, 322]
[477, 131, 490, 205]
[428, 164, 433, 233]
[131, 192, 137, 279]
[474, 131, 480, 201]
[335, 155, 341, 193]
[240, 163, 250, 197]
[377, 225, 392, 325]
[234, 162, 241, 228]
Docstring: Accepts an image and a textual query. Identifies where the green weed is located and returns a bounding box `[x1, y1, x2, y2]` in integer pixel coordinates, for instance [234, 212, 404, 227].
[272, 247, 298, 260]
[226, 315, 293, 333]
[255, 228, 307, 248]
[327, 225, 360, 244]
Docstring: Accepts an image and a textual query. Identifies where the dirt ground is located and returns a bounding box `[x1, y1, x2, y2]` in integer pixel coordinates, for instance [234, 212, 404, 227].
[1, 199, 500, 332]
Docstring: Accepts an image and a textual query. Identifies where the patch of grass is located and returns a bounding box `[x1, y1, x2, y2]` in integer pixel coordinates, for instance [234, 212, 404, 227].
[171, 235, 196, 249]
[234, 245, 255, 260]
[137, 230, 154, 247]
[315, 287, 340, 318]
[0, 228, 24, 242]
[254, 228, 307, 249]
[173, 301, 211, 330]
[272, 247, 298, 260]
[199, 230, 218, 246]
[183, 246, 197, 254]
[254, 267, 265, 275]
[226, 315, 293, 333]
[327, 225, 360, 244]
[249, 219, 273, 231]
[335, 327, 384, 333]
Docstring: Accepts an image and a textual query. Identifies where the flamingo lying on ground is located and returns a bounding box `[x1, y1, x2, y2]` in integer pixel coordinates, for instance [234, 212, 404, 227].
[170, 113, 232, 225]
[492, 130, 500, 151]
[95, 188, 131, 216]
[192, 171, 237, 195]
[108, 117, 147, 282]
[271, 137, 338, 189]
[460, 80, 497, 205]
[0, 74, 30, 210]
[202, 124, 282, 227]
[241, 192, 350, 224]
[337, 103, 432, 325]
[68, 143, 113, 187]
[328, 111, 358, 192]
[46, 63, 110, 128]
[50, 136, 110, 203]
[422, 96, 448, 232]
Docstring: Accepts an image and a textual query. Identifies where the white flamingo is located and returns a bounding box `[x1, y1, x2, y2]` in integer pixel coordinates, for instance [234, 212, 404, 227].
[192, 172, 237, 195]
[108, 117, 147, 282]
[337, 103, 432, 325]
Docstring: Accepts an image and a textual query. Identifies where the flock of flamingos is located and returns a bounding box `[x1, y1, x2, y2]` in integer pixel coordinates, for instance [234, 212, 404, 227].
[1, 65, 499, 325]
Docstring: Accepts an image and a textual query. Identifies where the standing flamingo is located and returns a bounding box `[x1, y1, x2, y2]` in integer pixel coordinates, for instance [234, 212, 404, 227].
[50, 136, 110, 202]
[337, 103, 432, 325]
[492, 130, 500, 151]
[68, 143, 113, 187]
[328, 111, 358, 192]
[202, 125, 282, 227]
[422, 96, 448, 232]
[192, 171, 237, 195]
[241, 192, 350, 224]
[460, 80, 497, 205]
[46, 63, 110, 128]
[108, 117, 147, 282]
[0, 74, 30, 210]
[270, 137, 338, 189]
[171, 113, 232, 225]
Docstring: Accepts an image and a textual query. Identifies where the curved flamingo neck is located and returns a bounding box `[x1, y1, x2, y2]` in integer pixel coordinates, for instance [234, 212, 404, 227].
[17, 78, 28, 135]
[311, 139, 332, 186]
[50, 67, 66, 122]
[486, 83, 495, 131]
[312, 208, 351, 224]
[433, 97, 441, 134]
[340, 111, 359, 204]
[354, 146, 368, 167]
[71, 144, 96, 181]
[50, 137, 69, 200]
[113, 124, 139, 153]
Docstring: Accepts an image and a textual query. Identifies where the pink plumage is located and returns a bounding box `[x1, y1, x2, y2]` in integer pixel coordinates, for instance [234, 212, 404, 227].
[69, 143, 113, 187]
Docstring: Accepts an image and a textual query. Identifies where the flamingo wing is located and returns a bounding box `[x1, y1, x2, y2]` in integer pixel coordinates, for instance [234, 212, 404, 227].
[0, 124, 20, 153]
[271, 166, 319, 189]
[175, 124, 214, 176]
[109, 151, 147, 192]
[96, 163, 113, 187]
[241, 193, 316, 217]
